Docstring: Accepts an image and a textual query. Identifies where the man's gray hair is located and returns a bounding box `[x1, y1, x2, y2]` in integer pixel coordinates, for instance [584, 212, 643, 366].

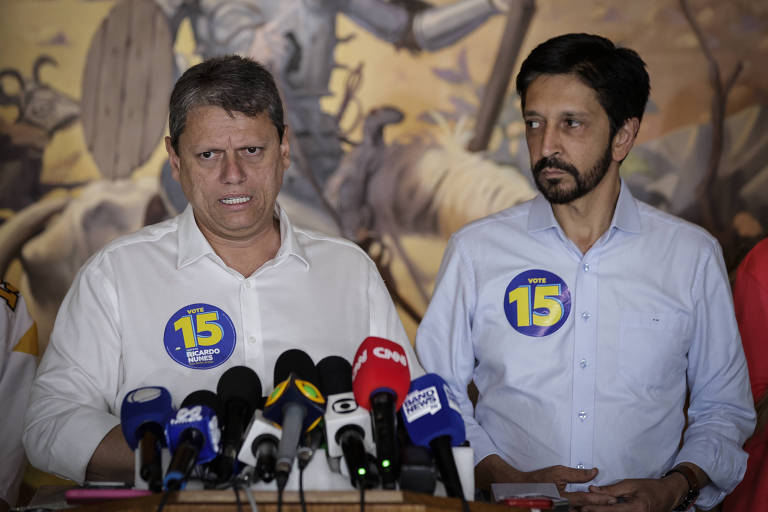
[168, 55, 285, 151]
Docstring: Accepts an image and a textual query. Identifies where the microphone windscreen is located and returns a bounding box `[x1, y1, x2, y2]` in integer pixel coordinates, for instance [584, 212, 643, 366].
[401, 373, 466, 447]
[274, 349, 316, 385]
[181, 389, 222, 417]
[317, 356, 353, 396]
[351, 337, 410, 411]
[120, 386, 173, 450]
[217, 365, 262, 412]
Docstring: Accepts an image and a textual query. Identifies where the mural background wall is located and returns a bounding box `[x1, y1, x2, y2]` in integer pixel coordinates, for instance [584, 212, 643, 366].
[1, 0, 767, 350]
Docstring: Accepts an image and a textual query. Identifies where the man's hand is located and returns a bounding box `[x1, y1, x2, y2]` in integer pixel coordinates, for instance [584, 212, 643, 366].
[582, 475, 688, 512]
[475, 454, 618, 507]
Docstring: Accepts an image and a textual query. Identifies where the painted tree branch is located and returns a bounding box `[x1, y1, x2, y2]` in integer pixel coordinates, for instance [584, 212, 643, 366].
[679, 0, 743, 252]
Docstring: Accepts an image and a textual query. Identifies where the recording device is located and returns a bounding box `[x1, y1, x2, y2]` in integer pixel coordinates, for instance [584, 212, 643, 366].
[163, 389, 222, 490]
[212, 366, 262, 482]
[401, 373, 466, 501]
[120, 386, 174, 492]
[317, 355, 376, 488]
[262, 349, 326, 490]
[237, 409, 282, 482]
[399, 444, 437, 494]
[351, 337, 411, 488]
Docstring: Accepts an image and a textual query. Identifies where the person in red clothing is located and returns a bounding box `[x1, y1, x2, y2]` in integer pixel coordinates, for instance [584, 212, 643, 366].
[723, 237, 768, 511]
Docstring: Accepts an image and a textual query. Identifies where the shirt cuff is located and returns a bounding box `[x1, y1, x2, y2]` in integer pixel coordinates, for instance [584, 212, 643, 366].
[48, 411, 121, 484]
[466, 422, 499, 467]
[675, 440, 748, 509]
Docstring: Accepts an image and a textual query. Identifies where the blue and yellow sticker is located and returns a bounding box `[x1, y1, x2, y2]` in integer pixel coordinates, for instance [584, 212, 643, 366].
[164, 303, 236, 369]
[503, 270, 571, 337]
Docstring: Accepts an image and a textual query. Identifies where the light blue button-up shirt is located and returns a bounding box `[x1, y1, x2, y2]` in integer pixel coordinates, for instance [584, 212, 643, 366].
[416, 182, 755, 507]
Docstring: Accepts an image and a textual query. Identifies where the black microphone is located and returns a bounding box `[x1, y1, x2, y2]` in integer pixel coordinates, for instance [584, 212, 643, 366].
[263, 349, 326, 491]
[163, 390, 222, 490]
[317, 355, 376, 488]
[212, 366, 262, 482]
[238, 409, 282, 483]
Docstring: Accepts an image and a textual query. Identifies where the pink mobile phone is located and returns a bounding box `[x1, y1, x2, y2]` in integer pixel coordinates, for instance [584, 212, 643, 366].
[65, 488, 153, 504]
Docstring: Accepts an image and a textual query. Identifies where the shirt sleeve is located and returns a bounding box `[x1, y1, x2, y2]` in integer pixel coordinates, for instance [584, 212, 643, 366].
[23, 259, 123, 483]
[365, 255, 425, 379]
[415, 236, 498, 465]
[0, 288, 38, 506]
[675, 243, 756, 508]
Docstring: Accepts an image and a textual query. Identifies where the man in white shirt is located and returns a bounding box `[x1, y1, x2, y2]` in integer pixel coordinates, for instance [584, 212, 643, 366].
[23, 55, 419, 484]
[0, 282, 38, 511]
[416, 33, 754, 511]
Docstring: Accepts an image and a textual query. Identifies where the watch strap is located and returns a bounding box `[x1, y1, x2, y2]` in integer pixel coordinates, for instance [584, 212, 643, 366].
[663, 465, 700, 511]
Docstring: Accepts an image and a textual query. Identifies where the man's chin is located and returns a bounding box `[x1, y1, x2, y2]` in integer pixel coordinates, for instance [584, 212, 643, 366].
[537, 181, 579, 204]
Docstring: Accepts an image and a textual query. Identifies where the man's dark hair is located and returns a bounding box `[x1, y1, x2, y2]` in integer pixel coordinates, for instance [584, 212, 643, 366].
[516, 33, 650, 137]
[168, 55, 285, 152]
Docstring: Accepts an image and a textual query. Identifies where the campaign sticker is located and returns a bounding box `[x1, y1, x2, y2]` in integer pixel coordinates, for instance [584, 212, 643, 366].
[163, 303, 236, 369]
[503, 270, 570, 337]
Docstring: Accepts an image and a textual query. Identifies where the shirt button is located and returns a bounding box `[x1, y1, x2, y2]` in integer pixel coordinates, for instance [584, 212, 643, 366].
[578, 411, 588, 421]
[577, 463, 585, 469]
[583, 263, 590, 272]
[579, 359, 588, 369]
[245, 280, 252, 288]
[248, 336, 257, 344]
[581, 311, 591, 320]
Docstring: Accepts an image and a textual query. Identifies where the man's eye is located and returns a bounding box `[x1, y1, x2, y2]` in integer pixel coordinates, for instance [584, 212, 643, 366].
[525, 120, 541, 129]
[565, 119, 582, 128]
[200, 151, 214, 159]
[245, 147, 260, 154]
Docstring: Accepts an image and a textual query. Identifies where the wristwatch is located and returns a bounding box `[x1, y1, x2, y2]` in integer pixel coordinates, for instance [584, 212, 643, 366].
[663, 465, 700, 511]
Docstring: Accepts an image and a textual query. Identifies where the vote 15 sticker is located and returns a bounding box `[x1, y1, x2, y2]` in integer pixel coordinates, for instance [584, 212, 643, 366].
[164, 303, 236, 369]
[503, 270, 570, 337]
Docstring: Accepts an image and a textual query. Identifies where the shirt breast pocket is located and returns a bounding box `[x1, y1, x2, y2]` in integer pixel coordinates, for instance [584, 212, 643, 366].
[618, 311, 689, 393]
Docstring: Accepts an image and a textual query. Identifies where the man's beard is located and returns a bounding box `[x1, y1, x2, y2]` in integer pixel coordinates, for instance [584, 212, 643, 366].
[532, 142, 613, 204]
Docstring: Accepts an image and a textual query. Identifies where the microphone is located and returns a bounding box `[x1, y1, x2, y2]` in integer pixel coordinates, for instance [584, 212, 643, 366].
[262, 349, 326, 490]
[163, 389, 222, 490]
[351, 337, 411, 488]
[401, 373, 467, 502]
[317, 355, 375, 488]
[120, 386, 174, 492]
[213, 366, 262, 482]
[237, 410, 282, 482]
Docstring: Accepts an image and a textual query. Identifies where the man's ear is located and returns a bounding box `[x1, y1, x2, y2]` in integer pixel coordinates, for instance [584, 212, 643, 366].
[612, 117, 640, 162]
[165, 136, 181, 182]
[279, 125, 291, 171]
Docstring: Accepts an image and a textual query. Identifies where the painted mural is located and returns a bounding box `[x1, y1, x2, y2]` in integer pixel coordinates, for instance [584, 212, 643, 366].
[1, 0, 767, 350]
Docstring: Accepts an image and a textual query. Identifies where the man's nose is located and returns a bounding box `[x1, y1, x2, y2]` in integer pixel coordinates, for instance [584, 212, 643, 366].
[220, 154, 246, 184]
[540, 125, 561, 158]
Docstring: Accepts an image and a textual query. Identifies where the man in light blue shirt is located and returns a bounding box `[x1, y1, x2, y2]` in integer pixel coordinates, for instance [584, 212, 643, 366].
[416, 33, 755, 511]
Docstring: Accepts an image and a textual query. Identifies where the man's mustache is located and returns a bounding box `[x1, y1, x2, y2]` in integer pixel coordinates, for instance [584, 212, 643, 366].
[532, 156, 579, 178]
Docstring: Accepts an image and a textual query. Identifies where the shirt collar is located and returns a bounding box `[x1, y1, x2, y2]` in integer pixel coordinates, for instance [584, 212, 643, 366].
[177, 202, 310, 270]
[527, 179, 642, 235]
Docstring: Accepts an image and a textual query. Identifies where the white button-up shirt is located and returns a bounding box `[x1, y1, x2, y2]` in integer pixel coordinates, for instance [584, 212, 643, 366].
[416, 183, 755, 507]
[24, 204, 418, 482]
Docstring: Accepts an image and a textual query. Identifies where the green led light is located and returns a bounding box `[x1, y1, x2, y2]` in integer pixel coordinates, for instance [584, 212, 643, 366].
[381, 459, 391, 468]
[357, 468, 367, 476]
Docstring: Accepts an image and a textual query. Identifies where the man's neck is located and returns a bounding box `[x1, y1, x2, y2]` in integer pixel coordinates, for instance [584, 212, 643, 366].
[551, 173, 621, 255]
[203, 218, 282, 277]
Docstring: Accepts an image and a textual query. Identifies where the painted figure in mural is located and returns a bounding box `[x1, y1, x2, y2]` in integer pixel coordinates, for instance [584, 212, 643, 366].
[155, 0, 511, 208]
[23, 56, 422, 484]
[0, 284, 38, 512]
[416, 33, 755, 511]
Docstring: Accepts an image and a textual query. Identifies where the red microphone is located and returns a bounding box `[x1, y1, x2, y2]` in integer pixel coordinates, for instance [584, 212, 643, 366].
[351, 337, 411, 488]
